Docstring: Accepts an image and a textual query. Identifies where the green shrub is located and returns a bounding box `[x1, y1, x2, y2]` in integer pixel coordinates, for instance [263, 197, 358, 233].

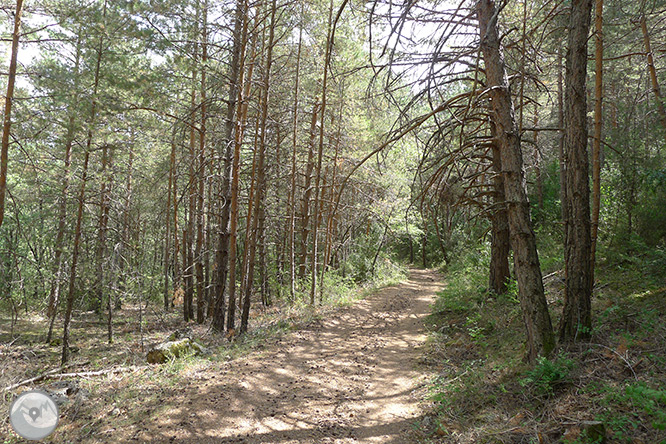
[520, 354, 575, 397]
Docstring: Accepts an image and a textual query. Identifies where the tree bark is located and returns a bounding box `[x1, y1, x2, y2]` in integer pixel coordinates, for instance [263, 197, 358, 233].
[227, 0, 255, 332]
[241, 0, 276, 332]
[477, 0, 555, 362]
[489, 126, 510, 295]
[560, 0, 593, 343]
[195, 0, 208, 324]
[590, 0, 603, 293]
[212, 0, 245, 332]
[0, 0, 23, 229]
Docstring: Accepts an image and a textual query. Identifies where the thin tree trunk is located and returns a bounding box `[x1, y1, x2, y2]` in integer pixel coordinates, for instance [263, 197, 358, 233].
[590, 0, 603, 293]
[94, 145, 112, 341]
[533, 109, 544, 215]
[185, 32, 199, 322]
[47, 37, 82, 342]
[227, 0, 254, 332]
[288, 8, 303, 300]
[558, 47, 567, 225]
[164, 138, 175, 310]
[0, 0, 23, 229]
[212, 0, 245, 332]
[310, 0, 336, 304]
[241, 0, 276, 333]
[560, 0, 593, 343]
[196, 0, 208, 324]
[171, 138, 181, 308]
[319, 104, 343, 300]
[63, 2, 106, 363]
[118, 139, 134, 311]
[640, 15, 666, 132]
[477, 0, 555, 362]
[298, 103, 319, 280]
[61, 151, 90, 365]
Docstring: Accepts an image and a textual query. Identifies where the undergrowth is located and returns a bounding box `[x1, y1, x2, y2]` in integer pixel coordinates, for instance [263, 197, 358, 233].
[418, 237, 666, 443]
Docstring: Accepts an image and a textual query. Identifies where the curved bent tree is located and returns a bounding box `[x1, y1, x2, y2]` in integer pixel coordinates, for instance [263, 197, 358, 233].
[477, 0, 555, 362]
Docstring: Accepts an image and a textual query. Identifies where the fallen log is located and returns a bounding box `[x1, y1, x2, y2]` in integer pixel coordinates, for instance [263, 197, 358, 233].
[1, 363, 144, 392]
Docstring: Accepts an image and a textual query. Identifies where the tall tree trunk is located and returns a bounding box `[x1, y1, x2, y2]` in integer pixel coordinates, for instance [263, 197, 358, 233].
[185, 30, 199, 322]
[288, 8, 303, 300]
[477, 0, 555, 362]
[171, 138, 182, 309]
[195, 0, 209, 324]
[212, 0, 245, 332]
[164, 137, 175, 310]
[310, 0, 336, 304]
[560, 0, 593, 343]
[47, 37, 82, 343]
[319, 104, 343, 300]
[227, 0, 254, 332]
[590, 0, 603, 293]
[0, 0, 23, 229]
[241, 0, 276, 333]
[118, 139, 134, 311]
[62, 2, 106, 363]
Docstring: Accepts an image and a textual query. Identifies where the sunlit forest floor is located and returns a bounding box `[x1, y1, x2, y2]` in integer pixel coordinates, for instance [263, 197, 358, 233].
[418, 244, 666, 443]
[2, 268, 442, 443]
[2, 250, 666, 443]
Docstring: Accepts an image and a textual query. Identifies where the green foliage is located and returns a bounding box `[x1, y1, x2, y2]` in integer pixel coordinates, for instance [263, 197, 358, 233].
[593, 382, 666, 441]
[519, 354, 575, 397]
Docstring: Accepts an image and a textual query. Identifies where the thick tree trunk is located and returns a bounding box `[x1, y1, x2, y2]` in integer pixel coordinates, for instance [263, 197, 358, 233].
[477, 0, 555, 362]
[489, 138, 510, 296]
[560, 0, 593, 343]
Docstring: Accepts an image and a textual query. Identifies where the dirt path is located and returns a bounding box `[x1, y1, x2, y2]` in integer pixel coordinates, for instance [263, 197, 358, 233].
[142, 269, 443, 443]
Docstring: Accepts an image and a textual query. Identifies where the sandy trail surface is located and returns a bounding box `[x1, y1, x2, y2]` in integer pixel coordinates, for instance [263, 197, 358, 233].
[141, 268, 443, 443]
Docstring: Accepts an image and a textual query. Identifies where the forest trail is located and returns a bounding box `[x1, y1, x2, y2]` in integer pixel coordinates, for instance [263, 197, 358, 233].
[141, 268, 443, 443]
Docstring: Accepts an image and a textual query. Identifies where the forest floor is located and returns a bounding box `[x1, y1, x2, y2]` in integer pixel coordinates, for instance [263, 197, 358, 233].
[1, 268, 444, 443]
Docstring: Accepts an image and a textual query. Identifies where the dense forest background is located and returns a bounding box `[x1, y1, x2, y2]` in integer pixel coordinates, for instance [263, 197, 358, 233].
[1, 0, 666, 441]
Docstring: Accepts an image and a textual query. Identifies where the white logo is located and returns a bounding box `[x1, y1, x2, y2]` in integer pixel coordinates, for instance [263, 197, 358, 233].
[9, 390, 59, 440]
